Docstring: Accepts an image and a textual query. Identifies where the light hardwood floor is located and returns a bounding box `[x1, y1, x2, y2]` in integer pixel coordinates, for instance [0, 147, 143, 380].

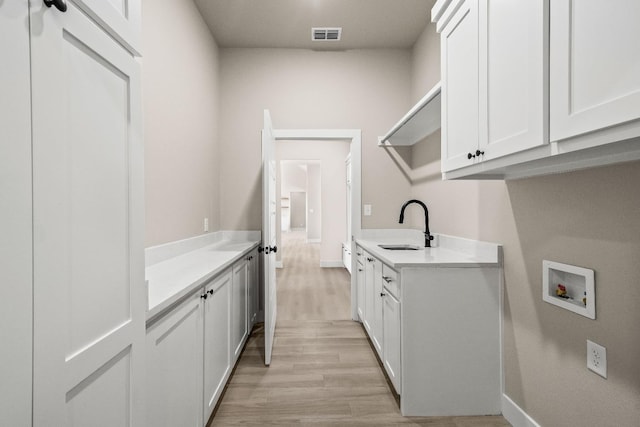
[208, 232, 510, 426]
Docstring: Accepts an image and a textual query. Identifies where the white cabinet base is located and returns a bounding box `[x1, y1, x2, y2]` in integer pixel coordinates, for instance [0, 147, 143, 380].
[401, 267, 501, 416]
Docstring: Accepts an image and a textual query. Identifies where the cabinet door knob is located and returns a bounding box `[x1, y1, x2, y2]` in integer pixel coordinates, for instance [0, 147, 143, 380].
[475, 149, 485, 156]
[208, 289, 214, 295]
[200, 293, 208, 300]
[43, 0, 67, 12]
[380, 293, 386, 297]
[382, 276, 392, 283]
[270, 245, 278, 253]
[467, 152, 475, 160]
[358, 268, 363, 272]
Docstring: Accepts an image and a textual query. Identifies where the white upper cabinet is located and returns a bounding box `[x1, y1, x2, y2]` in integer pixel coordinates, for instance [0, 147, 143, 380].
[73, 0, 142, 54]
[550, 0, 640, 142]
[436, 0, 640, 179]
[439, 0, 548, 173]
[440, 0, 479, 172]
[479, 0, 548, 159]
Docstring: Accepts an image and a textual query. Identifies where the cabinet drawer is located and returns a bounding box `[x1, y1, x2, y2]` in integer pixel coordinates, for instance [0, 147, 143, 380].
[382, 264, 400, 299]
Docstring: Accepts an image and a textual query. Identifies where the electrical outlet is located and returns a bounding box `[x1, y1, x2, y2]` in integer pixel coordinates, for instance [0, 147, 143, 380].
[364, 204, 372, 216]
[204, 217, 209, 232]
[587, 340, 607, 378]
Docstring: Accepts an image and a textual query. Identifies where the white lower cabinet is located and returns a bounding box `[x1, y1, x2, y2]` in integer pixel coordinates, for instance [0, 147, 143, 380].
[371, 259, 384, 357]
[146, 251, 258, 427]
[203, 272, 232, 421]
[247, 249, 259, 327]
[356, 262, 365, 321]
[382, 289, 401, 394]
[231, 258, 249, 361]
[362, 252, 375, 334]
[146, 292, 204, 427]
[358, 249, 500, 416]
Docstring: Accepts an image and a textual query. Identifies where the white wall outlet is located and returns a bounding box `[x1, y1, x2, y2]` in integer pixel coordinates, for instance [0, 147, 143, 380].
[364, 204, 372, 216]
[204, 217, 209, 232]
[587, 340, 607, 378]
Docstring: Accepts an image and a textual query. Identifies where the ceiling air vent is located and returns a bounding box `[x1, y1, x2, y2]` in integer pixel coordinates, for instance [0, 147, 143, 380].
[312, 27, 342, 41]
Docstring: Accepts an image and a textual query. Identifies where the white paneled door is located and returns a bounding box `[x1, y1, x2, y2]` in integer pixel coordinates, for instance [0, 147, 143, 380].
[262, 110, 278, 366]
[30, 2, 144, 426]
[550, 0, 640, 141]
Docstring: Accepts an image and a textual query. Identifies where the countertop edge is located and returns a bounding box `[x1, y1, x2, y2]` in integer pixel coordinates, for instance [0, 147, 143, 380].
[355, 237, 501, 269]
[146, 241, 260, 324]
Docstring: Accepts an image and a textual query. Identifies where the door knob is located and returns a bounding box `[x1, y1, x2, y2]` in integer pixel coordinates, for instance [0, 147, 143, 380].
[270, 246, 278, 253]
[44, 0, 67, 12]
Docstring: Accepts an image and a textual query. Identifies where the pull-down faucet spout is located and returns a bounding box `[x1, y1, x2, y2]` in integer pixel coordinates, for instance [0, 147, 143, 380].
[399, 199, 434, 247]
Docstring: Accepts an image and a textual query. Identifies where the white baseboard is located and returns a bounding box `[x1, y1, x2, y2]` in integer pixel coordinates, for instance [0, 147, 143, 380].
[276, 261, 283, 269]
[502, 394, 540, 427]
[320, 260, 343, 268]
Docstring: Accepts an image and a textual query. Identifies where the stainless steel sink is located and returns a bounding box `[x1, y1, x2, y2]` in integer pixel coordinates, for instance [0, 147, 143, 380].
[378, 244, 422, 251]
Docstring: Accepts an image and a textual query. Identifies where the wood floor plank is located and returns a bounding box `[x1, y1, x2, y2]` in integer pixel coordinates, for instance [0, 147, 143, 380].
[207, 232, 510, 427]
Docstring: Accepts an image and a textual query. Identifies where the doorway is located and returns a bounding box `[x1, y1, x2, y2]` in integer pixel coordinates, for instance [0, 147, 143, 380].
[270, 129, 362, 321]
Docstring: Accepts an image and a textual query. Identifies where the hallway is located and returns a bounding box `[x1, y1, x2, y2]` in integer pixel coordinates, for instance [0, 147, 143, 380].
[208, 233, 510, 426]
[277, 231, 351, 321]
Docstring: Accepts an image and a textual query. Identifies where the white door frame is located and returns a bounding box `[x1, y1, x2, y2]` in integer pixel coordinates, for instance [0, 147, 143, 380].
[272, 129, 362, 321]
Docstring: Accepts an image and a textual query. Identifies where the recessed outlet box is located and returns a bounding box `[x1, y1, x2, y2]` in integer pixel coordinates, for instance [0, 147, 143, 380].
[587, 340, 607, 378]
[543, 260, 595, 319]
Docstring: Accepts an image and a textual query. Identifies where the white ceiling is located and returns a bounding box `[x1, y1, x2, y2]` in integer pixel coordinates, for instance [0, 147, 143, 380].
[194, 0, 436, 50]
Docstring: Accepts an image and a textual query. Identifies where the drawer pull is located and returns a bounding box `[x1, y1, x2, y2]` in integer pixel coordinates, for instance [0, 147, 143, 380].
[382, 276, 392, 283]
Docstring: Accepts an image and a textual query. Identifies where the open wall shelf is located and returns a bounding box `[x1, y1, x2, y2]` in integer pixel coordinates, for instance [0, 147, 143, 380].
[378, 82, 441, 147]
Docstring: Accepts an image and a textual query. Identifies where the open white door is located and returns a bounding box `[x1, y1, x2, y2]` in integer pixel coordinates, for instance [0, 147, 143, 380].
[262, 110, 278, 366]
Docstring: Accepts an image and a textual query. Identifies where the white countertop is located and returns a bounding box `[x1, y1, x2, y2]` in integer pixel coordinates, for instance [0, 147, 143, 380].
[355, 233, 501, 268]
[146, 238, 260, 321]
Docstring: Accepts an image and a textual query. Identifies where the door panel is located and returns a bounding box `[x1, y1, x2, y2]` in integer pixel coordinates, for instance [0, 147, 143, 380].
[262, 110, 278, 366]
[550, 0, 640, 140]
[31, 2, 144, 425]
[0, 1, 33, 425]
[204, 273, 231, 421]
[480, 0, 548, 158]
[73, 0, 141, 54]
[441, 0, 479, 171]
[146, 296, 203, 427]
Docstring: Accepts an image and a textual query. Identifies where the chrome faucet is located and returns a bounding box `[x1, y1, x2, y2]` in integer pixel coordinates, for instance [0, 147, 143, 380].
[399, 199, 434, 247]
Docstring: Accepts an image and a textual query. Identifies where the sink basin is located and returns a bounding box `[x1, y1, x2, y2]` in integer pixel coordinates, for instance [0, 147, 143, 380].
[378, 244, 422, 251]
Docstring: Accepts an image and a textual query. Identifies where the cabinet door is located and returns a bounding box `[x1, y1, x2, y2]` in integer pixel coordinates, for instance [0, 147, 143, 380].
[363, 254, 375, 334]
[356, 261, 365, 321]
[232, 259, 248, 360]
[479, 0, 548, 159]
[550, 0, 640, 141]
[30, 3, 144, 426]
[383, 292, 401, 394]
[0, 1, 32, 425]
[441, 0, 480, 172]
[247, 250, 259, 327]
[146, 293, 204, 427]
[372, 260, 384, 357]
[204, 273, 232, 422]
[72, 0, 141, 54]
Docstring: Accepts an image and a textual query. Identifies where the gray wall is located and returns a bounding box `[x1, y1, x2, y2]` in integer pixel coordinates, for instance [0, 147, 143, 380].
[409, 21, 640, 427]
[218, 48, 413, 231]
[143, 0, 221, 246]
